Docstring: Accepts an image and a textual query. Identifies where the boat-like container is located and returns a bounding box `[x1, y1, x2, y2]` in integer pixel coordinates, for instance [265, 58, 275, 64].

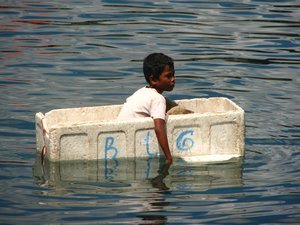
[35, 97, 245, 162]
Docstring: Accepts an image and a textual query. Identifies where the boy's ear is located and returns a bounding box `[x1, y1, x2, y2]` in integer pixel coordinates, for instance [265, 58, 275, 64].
[149, 75, 155, 85]
[149, 75, 159, 84]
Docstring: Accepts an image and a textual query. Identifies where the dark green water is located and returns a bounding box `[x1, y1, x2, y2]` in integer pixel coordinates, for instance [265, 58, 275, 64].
[1, 1, 299, 224]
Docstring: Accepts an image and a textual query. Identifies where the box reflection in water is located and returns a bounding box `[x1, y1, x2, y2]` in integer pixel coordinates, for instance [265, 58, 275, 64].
[33, 154, 243, 190]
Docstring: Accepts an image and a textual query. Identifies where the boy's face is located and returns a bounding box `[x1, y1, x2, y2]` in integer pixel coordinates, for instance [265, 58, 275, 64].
[151, 65, 175, 94]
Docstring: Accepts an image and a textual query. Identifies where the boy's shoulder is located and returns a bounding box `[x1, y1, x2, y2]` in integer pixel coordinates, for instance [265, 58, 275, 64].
[134, 86, 163, 97]
[130, 87, 165, 105]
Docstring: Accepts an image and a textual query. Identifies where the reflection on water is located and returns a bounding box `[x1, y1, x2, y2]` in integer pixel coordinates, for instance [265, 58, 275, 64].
[32, 156, 243, 224]
[33, 156, 243, 190]
[1, 0, 300, 224]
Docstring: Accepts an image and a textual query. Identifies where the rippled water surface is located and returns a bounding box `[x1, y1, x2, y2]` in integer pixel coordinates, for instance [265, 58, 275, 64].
[1, 0, 299, 224]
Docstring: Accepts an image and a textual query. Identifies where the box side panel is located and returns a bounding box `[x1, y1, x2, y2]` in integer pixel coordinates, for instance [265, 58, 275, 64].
[51, 124, 100, 161]
[176, 98, 239, 114]
[48, 128, 58, 161]
[36, 112, 51, 160]
[35, 113, 44, 153]
[209, 122, 238, 154]
[98, 131, 127, 160]
[195, 98, 237, 113]
[45, 104, 123, 128]
[60, 133, 92, 161]
[175, 99, 198, 113]
[135, 129, 160, 158]
[208, 111, 244, 156]
[96, 120, 153, 161]
[214, 98, 239, 112]
[172, 125, 204, 157]
[168, 110, 245, 159]
[236, 110, 245, 156]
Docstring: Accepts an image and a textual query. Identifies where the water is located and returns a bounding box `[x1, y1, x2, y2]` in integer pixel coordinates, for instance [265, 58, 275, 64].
[1, 0, 299, 224]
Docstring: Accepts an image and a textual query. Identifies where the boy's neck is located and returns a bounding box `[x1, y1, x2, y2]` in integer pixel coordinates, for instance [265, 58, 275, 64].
[147, 85, 163, 94]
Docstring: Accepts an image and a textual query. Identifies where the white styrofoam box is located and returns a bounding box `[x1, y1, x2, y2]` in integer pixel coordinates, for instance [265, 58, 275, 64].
[35, 97, 245, 162]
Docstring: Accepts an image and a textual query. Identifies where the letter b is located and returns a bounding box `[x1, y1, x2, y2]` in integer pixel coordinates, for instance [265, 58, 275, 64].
[104, 136, 119, 160]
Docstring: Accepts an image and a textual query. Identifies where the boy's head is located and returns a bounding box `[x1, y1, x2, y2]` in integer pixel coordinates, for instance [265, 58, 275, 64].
[143, 53, 174, 84]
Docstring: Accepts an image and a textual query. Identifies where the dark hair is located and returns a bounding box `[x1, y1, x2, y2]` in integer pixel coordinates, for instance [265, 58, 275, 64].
[143, 53, 174, 83]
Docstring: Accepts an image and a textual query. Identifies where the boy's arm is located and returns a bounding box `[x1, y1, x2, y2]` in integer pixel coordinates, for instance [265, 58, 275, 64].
[153, 118, 173, 164]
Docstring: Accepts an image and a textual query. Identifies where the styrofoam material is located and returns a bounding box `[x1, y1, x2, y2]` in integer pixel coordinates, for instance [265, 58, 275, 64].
[35, 97, 245, 162]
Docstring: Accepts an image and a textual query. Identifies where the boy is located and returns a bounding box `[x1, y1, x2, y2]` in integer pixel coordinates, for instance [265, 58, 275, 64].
[118, 53, 175, 164]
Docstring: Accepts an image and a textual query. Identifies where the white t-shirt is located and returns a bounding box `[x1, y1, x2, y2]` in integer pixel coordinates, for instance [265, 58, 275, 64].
[117, 87, 166, 120]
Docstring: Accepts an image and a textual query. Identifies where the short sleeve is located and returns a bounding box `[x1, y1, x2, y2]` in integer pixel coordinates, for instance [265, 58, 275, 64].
[150, 95, 166, 120]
